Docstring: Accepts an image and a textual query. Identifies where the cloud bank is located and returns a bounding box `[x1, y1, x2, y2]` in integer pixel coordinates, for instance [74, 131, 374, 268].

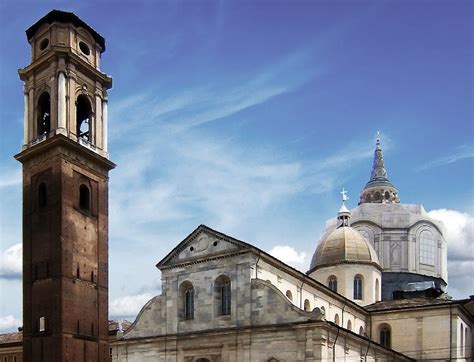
[110, 293, 154, 320]
[428, 209, 474, 299]
[0, 243, 22, 279]
[0, 315, 21, 333]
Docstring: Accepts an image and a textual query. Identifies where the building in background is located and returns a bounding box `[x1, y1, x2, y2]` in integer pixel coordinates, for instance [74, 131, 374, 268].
[321, 137, 448, 300]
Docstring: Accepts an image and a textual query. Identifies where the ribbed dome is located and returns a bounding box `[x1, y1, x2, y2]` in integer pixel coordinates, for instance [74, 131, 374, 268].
[309, 226, 380, 271]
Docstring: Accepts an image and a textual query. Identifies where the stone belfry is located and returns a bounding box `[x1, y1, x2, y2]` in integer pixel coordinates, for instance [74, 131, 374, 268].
[14, 10, 114, 361]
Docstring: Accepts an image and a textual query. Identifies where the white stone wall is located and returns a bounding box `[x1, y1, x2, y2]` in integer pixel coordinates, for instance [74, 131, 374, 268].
[113, 321, 412, 361]
[256, 259, 369, 333]
[308, 264, 381, 307]
[370, 304, 472, 361]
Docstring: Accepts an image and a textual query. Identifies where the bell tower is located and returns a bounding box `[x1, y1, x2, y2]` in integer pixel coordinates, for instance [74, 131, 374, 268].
[14, 10, 115, 361]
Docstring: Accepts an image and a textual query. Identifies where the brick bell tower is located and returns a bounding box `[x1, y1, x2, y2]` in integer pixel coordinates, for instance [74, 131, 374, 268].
[14, 10, 114, 361]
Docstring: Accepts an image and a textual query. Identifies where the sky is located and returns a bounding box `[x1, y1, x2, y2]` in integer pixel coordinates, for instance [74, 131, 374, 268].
[0, 0, 473, 333]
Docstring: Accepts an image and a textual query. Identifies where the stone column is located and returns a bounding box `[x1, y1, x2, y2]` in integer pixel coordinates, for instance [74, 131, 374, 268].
[95, 94, 102, 148]
[102, 99, 108, 153]
[28, 88, 34, 139]
[57, 71, 66, 133]
[23, 91, 29, 145]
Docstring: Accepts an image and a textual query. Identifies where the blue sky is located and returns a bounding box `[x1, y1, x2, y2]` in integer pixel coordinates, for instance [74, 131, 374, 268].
[0, 0, 473, 332]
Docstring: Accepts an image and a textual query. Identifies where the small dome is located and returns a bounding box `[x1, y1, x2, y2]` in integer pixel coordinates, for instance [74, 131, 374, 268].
[309, 226, 380, 271]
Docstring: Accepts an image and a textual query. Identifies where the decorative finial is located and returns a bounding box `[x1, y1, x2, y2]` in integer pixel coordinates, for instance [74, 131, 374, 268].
[341, 188, 349, 203]
[376, 131, 381, 150]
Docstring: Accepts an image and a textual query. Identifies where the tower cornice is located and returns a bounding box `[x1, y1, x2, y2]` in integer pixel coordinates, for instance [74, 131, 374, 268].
[14, 133, 115, 171]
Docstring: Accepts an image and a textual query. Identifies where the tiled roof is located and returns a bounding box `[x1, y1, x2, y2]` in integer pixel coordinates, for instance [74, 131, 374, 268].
[108, 320, 132, 334]
[0, 331, 22, 344]
[0, 320, 133, 345]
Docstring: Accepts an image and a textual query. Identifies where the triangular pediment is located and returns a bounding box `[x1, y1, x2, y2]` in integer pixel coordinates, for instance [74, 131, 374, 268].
[156, 225, 253, 269]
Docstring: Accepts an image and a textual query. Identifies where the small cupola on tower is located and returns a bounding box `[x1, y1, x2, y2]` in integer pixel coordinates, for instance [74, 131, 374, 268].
[359, 134, 399, 205]
[18, 10, 112, 158]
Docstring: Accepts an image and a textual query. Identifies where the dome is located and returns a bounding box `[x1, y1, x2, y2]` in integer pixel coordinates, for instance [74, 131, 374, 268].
[309, 226, 381, 271]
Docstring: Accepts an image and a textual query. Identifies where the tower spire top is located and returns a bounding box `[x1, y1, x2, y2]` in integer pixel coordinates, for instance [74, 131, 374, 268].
[359, 134, 400, 205]
[370, 134, 388, 181]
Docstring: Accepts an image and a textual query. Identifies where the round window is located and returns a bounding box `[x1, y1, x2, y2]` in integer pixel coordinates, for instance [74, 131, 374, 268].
[79, 41, 90, 56]
[39, 38, 49, 51]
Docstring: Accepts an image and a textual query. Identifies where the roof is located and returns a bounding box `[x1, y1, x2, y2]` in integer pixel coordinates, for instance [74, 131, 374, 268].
[0, 331, 22, 345]
[0, 321, 132, 346]
[365, 297, 470, 312]
[108, 320, 132, 334]
[309, 226, 380, 271]
[26, 10, 106, 51]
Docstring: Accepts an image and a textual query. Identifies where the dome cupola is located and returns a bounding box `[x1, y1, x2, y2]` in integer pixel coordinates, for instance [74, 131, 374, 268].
[308, 190, 383, 305]
[309, 190, 381, 272]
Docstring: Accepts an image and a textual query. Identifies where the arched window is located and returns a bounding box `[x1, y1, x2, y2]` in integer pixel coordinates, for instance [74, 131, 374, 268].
[375, 278, 380, 302]
[304, 299, 310, 311]
[184, 286, 194, 320]
[359, 326, 364, 336]
[379, 324, 391, 348]
[76, 95, 92, 142]
[347, 320, 352, 331]
[38, 182, 47, 208]
[214, 275, 231, 316]
[353, 275, 363, 300]
[334, 314, 340, 326]
[419, 230, 436, 266]
[328, 276, 337, 292]
[79, 184, 90, 211]
[286, 290, 293, 301]
[179, 281, 194, 320]
[185, 287, 194, 320]
[37, 92, 51, 136]
[465, 326, 468, 357]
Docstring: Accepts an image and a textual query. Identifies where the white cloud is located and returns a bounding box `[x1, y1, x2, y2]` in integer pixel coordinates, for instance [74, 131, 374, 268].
[0, 315, 21, 333]
[428, 209, 474, 261]
[269, 245, 309, 272]
[0, 243, 22, 279]
[428, 209, 474, 299]
[109, 51, 309, 141]
[418, 145, 474, 171]
[109, 293, 154, 320]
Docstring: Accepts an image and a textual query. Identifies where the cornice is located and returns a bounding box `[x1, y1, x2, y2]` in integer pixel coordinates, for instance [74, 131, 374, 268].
[18, 47, 112, 88]
[14, 133, 115, 172]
